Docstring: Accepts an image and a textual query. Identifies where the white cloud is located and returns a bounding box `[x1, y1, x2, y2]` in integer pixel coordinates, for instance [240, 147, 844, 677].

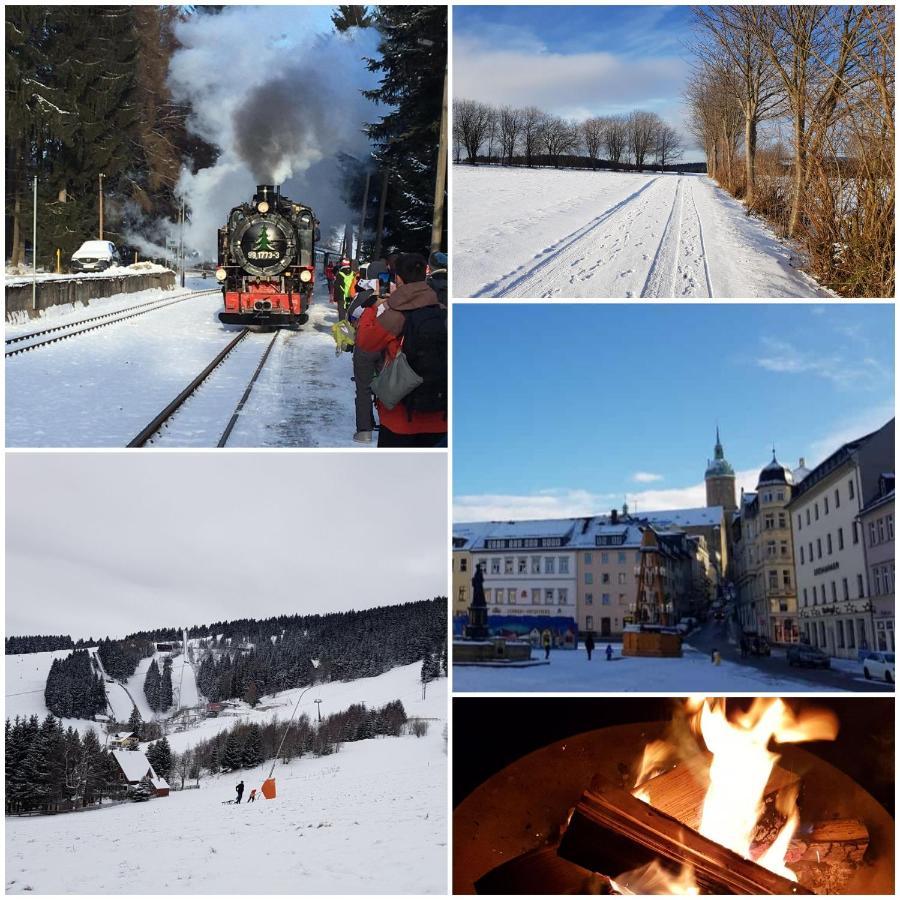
[806, 405, 895, 467]
[632, 472, 663, 483]
[754, 336, 889, 390]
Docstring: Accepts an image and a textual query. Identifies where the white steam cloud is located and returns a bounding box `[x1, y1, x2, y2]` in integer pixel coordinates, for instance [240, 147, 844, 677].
[163, 7, 380, 259]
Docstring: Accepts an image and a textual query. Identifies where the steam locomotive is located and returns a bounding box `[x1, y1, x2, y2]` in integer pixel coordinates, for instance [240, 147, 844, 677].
[216, 185, 319, 329]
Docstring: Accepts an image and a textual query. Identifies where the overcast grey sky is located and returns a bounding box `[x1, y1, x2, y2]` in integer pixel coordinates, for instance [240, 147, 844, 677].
[6, 453, 447, 640]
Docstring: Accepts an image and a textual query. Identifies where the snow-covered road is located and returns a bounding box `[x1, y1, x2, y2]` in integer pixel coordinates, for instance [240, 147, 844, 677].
[5, 278, 361, 447]
[453, 166, 833, 299]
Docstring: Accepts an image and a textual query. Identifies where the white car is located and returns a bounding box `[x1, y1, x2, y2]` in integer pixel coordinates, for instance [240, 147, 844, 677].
[71, 240, 121, 273]
[863, 651, 894, 683]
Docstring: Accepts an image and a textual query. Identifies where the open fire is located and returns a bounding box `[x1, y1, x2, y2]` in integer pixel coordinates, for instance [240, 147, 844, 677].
[467, 696, 889, 896]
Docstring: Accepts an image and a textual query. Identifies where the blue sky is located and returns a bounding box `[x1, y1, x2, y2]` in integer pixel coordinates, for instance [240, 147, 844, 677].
[453, 304, 895, 521]
[453, 5, 701, 158]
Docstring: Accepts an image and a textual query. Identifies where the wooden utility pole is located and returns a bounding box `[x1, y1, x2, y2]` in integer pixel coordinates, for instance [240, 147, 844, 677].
[357, 171, 371, 261]
[430, 65, 448, 255]
[32, 176, 37, 310]
[373, 173, 388, 259]
[98, 173, 105, 239]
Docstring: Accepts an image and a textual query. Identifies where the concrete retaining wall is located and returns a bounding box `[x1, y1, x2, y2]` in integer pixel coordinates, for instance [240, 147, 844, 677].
[5, 271, 177, 321]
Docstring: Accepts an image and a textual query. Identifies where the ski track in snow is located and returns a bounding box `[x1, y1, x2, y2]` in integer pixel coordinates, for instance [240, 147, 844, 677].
[454, 166, 834, 299]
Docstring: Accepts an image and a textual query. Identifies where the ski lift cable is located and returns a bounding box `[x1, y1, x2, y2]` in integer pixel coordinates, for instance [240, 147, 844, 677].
[267, 684, 316, 781]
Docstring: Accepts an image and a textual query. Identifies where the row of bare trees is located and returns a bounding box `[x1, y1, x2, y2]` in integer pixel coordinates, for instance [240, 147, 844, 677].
[453, 100, 685, 171]
[686, 5, 894, 297]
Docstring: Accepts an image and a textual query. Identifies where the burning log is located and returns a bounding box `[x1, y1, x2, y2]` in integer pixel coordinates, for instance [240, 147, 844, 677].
[782, 819, 869, 864]
[474, 845, 609, 895]
[557, 776, 814, 894]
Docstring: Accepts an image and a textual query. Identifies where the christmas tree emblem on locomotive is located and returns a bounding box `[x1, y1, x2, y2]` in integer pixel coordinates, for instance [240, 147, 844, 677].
[247, 225, 279, 261]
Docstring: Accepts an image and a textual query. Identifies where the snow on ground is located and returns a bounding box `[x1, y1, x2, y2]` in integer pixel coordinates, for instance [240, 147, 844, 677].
[452, 642, 852, 693]
[5, 277, 362, 448]
[453, 165, 833, 299]
[162, 662, 440, 756]
[5, 262, 172, 287]
[225, 279, 364, 449]
[6, 681, 447, 894]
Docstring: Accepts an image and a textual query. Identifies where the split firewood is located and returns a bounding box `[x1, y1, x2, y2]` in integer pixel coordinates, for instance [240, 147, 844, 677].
[558, 775, 813, 895]
[474, 845, 609, 895]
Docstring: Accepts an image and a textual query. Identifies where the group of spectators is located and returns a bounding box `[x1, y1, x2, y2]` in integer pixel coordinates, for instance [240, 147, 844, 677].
[324, 250, 448, 449]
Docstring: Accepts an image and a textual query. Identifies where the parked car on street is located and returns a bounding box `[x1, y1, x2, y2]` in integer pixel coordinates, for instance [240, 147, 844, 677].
[863, 651, 894, 683]
[743, 631, 771, 657]
[70, 240, 122, 273]
[787, 643, 831, 668]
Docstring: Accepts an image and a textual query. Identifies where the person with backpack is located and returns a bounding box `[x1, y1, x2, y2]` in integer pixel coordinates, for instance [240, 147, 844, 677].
[426, 251, 448, 305]
[354, 252, 447, 448]
[334, 259, 356, 320]
[345, 271, 383, 443]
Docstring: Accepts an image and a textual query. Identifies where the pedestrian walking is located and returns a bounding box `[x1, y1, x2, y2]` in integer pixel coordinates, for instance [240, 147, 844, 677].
[235, 780, 244, 804]
[605, 643, 613, 661]
[584, 632, 595, 661]
[541, 628, 552, 660]
[713, 649, 722, 666]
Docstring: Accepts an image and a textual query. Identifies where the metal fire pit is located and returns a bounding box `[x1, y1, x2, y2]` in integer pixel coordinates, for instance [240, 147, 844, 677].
[454, 722, 894, 894]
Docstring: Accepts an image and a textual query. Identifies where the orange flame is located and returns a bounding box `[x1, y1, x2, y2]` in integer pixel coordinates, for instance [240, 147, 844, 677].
[610, 861, 699, 895]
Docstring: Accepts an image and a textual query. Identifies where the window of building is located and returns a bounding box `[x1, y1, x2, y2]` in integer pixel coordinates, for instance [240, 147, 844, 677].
[837, 620, 845, 648]
[545, 589, 554, 604]
[834, 488, 840, 509]
[853, 521, 859, 544]
[601, 552, 609, 564]
[490, 558, 501, 574]
[824, 496, 829, 515]
[806, 508, 811, 525]
[518, 558, 527, 574]
[544, 557, 555, 574]
[878, 518, 886, 543]
[778, 513, 786, 528]
[508, 589, 517, 605]
[838, 527, 844, 550]
[532, 589, 540, 605]
[888, 514, 894, 540]
[559, 557, 570, 574]
[826, 533, 832, 555]
[842, 577, 849, 601]
[800, 545, 805, 564]
[585, 593, 593, 605]
[847, 620, 856, 648]
[531, 556, 541, 574]
[559, 588, 568, 605]
[504, 558, 514, 574]
[618, 572, 627, 585]
[783, 570, 791, 588]
[803, 587, 808, 606]
[601, 593, 611, 605]
[618, 551, 626, 564]
[869, 522, 877, 546]
[460, 558, 468, 572]
[584, 572, 593, 585]
[849, 479, 855, 500]
[873, 567, 883, 595]
[601, 572, 610, 584]
[767, 540, 776, 558]
[777, 491, 785, 501]
[812, 585, 817, 604]
[768, 569, 778, 589]
[780, 540, 789, 557]
[764, 514, 775, 530]
[831, 581, 837, 602]
[857, 573, 865, 598]
[584, 552, 592, 564]
[816, 538, 822, 559]
[485, 589, 492, 604]
[797, 514, 802, 531]
[809, 541, 814, 561]
[857, 618, 868, 649]
[814, 502, 819, 520]
[586, 615, 593, 630]
[458, 586, 467, 603]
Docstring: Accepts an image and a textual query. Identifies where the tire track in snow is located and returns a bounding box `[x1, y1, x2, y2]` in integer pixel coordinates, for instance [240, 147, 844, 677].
[640, 176, 684, 298]
[475, 177, 665, 298]
[669, 178, 713, 298]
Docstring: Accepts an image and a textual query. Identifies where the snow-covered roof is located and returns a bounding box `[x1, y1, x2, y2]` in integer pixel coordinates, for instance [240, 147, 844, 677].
[112, 731, 135, 740]
[639, 507, 724, 528]
[151, 775, 170, 791]
[111, 750, 154, 783]
[569, 520, 644, 548]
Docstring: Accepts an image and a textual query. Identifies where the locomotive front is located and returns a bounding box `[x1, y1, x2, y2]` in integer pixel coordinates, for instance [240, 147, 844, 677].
[216, 184, 318, 329]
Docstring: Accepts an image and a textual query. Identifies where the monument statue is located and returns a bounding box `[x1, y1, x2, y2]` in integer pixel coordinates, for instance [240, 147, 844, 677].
[465, 563, 489, 639]
[471, 563, 486, 607]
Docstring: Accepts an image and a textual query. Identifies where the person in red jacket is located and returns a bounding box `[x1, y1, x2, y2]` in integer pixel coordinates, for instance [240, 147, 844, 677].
[354, 253, 447, 448]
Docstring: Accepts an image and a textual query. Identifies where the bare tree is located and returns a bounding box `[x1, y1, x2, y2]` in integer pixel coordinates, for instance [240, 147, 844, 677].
[603, 115, 629, 167]
[541, 115, 579, 168]
[580, 117, 605, 169]
[627, 110, 658, 169]
[693, 6, 784, 207]
[453, 98, 493, 164]
[654, 121, 684, 169]
[483, 105, 499, 164]
[520, 106, 545, 168]
[498, 106, 522, 166]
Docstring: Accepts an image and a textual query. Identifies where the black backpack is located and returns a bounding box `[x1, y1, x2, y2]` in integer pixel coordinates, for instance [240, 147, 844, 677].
[401, 305, 447, 419]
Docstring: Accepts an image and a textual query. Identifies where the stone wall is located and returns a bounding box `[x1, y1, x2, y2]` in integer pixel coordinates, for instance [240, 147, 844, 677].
[5, 271, 177, 321]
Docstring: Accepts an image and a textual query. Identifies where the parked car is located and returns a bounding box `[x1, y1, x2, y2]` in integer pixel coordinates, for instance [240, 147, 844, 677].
[743, 631, 771, 657]
[787, 643, 831, 668]
[863, 651, 894, 683]
[70, 240, 121, 273]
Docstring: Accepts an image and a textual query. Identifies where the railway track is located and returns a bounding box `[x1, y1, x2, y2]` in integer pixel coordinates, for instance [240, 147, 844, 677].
[5, 289, 220, 357]
[127, 329, 281, 448]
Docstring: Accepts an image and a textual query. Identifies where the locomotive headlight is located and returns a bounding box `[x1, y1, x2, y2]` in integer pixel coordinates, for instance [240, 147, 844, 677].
[257, 201, 270, 214]
[215, 267, 227, 282]
[299, 269, 312, 283]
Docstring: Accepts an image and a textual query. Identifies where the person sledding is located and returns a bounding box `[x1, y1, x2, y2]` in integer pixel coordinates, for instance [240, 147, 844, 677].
[235, 780, 244, 804]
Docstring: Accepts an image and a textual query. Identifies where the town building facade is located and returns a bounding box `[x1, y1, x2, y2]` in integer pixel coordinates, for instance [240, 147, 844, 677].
[858, 475, 895, 652]
[788, 419, 895, 658]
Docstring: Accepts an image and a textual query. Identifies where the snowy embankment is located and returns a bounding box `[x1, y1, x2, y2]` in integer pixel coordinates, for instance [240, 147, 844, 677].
[6, 680, 447, 894]
[5, 262, 172, 287]
[452, 642, 852, 693]
[453, 165, 833, 299]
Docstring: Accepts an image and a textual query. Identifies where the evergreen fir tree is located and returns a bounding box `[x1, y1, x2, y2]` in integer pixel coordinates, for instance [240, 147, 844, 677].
[144, 658, 161, 711]
[222, 732, 243, 771]
[127, 704, 143, 739]
[159, 657, 173, 711]
[242, 725, 264, 768]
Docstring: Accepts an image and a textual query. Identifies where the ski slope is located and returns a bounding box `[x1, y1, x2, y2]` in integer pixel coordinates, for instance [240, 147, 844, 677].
[6, 683, 447, 894]
[453, 166, 833, 299]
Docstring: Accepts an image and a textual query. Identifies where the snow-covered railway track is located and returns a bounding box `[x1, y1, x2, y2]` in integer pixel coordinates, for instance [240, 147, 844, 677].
[5, 289, 220, 357]
[127, 328, 281, 448]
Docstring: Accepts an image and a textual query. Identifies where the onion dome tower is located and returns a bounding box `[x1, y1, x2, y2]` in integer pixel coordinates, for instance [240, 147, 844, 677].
[705, 427, 737, 514]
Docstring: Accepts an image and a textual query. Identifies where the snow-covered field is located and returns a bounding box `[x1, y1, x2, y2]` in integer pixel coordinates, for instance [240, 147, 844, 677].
[453, 165, 833, 299]
[5, 656, 447, 893]
[5, 278, 361, 448]
[452, 641, 853, 693]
